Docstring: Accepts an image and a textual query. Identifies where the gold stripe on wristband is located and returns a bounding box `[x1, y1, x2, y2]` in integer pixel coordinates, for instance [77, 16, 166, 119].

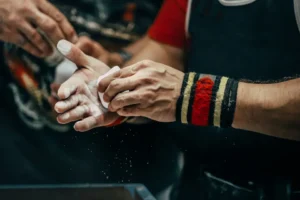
[181, 72, 196, 124]
[213, 76, 229, 127]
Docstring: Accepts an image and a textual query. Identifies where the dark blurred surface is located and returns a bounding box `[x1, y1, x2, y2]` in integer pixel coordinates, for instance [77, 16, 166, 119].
[0, 184, 155, 200]
[0, 100, 180, 195]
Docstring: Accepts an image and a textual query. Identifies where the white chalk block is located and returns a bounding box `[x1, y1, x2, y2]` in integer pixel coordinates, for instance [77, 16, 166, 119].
[97, 66, 120, 109]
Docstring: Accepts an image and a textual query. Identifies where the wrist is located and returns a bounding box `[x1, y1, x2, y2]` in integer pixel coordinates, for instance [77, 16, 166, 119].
[176, 72, 239, 128]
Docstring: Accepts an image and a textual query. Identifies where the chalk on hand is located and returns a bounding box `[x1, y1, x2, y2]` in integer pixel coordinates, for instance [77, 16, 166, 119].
[97, 66, 121, 109]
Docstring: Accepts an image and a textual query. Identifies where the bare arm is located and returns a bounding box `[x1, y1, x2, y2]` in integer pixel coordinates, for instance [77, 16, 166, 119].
[98, 63, 300, 141]
[233, 78, 300, 141]
[90, 35, 184, 70]
[123, 36, 184, 71]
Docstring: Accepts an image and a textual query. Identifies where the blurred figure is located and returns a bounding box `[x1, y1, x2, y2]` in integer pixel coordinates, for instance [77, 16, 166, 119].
[0, 0, 77, 57]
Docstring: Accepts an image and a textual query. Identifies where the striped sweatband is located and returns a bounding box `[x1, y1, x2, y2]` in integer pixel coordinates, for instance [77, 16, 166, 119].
[176, 73, 239, 128]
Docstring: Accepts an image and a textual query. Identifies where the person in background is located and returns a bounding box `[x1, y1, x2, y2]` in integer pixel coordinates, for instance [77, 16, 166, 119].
[0, 1, 181, 200]
[0, 0, 77, 57]
[55, 0, 300, 199]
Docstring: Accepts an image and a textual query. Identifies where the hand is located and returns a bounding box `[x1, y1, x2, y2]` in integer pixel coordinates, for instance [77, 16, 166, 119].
[98, 60, 184, 122]
[0, 0, 77, 57]
[75, 36, 124, 67]
[54, 40, 120, 132]
[48, 36, 112, 112]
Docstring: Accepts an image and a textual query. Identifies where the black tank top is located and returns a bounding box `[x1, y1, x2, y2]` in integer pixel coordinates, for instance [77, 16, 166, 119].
[178, 0, 300, 181]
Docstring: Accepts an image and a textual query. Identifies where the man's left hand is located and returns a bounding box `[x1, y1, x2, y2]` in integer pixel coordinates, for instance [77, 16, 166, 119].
[54, 40, 120, 132]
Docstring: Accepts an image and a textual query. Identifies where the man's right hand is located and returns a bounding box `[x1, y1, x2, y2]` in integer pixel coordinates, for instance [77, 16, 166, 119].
[0, 0, 77, 57]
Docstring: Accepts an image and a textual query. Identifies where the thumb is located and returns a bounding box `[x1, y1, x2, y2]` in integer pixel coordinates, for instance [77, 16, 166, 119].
[57, 39, 110, 74]
[57, 39, 88, 67]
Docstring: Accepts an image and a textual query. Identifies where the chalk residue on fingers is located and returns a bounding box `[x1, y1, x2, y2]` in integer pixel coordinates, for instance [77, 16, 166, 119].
[57, 39, 95, 72]
[63, 85, 76, 99]
[57, 40, 72, 56]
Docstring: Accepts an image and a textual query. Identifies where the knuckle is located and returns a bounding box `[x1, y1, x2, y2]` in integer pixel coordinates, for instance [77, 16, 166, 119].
[70, 95, 78, 104]
[110, 80, 121, 89]
[144, 91, 155, 100]
[53, 12, 64, 22]
[114, 96, 125, 106]
[136, 94, 143, 101]
[140, 77, 154, 85]
[66, 28, 76, 38]
[22, 4, 33, 14]
[7, 15, 19, 24]
[44, 21, 57, 32]
[30, 31, 40, 41]
[141, 59, 152, 67]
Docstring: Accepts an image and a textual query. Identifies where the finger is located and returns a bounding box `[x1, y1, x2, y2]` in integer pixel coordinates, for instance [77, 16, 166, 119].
[48, 96, 58, 109]
[109, 91, 141, 112]
[76, 37, 107, 59]
[57, 40, 110, 74]
[109, 88, 156, 112]
[103, 76, 138, 103]
[74, 112, 117, 132]
[98, 61, 145, 92]
[14, 33, 42, 57]
[55, 94, 84, 113]
[57, 80, 78, 100]
[0, 28, 42, 56]
[117, 105, 144, 117]
[75, 36, 106, 58]
[38, 0, 78, 43]
[33, 11, 65, 45]
[75, 37, 94, 55]
[57, 104, 90, 124]
[51, 83, 60, 95]
[19, 22, 52, 56]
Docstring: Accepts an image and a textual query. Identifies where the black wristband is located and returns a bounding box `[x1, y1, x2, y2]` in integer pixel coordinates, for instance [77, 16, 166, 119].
[117, 49, 132, 63]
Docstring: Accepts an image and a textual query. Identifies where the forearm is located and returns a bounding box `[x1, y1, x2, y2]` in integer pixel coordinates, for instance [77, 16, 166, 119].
[124, 36, 184, 71]
[177, 73, 300, 141]
[123, 35, 149, 56]
[233, 79, 300, 141]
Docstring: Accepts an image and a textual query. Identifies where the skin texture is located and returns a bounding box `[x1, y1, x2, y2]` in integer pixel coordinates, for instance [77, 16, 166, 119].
[69, 35, 151, 68]
[54, 40, 120, 132]
[0, 0, 77, 57]
[98, 60, 184, 122]
[53, 37, 185, 129]
[49, 36, 111, 110]
[233, 79, 300, 141]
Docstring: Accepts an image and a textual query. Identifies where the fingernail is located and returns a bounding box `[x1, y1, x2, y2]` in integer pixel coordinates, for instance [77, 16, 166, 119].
[61, 113, 70, 121]
[64, 88, 71, 99]
[57, 39, 72, 55]
[55, 102, 66, 113]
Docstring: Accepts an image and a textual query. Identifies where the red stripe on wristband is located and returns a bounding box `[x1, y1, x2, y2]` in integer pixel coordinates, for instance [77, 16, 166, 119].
[191, 77, 214, 126]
